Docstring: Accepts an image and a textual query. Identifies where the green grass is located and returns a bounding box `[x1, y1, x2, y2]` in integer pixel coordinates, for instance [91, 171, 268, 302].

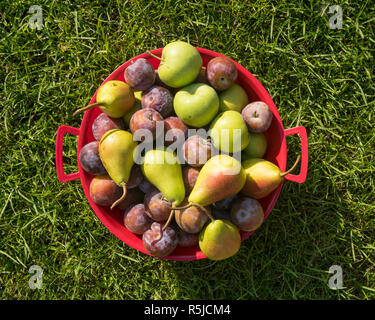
[0, 0, 374, 299]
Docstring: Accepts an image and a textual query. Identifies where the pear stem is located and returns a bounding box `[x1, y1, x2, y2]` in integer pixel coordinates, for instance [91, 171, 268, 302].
[162, 207, 175, 232]
[73, 102, 102, 117]
[280, 154, 301, 178]
[171, 202, 194, 210]
[146, 51, 164, 62]
[110, 182, 127, 210]
[168, 201, 215, 222]
[191, 203, 215, 222]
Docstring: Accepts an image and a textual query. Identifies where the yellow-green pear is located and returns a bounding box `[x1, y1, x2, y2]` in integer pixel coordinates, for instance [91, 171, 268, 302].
[99, 129, 138, 208]
[242, 156, 300, 199]
[209, 110, 250, 153]
[188, 155, 246, 206]
[199, 219, 241, 260]
[74, 80, 135, 118]
[142, 148, 185, 207]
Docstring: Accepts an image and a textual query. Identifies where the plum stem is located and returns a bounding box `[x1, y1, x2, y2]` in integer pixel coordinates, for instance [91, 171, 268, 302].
[146, 51, 164, 62]
[110, 182, 127, 210]
[73, 102, 102, 117]
[280, 154, 301, 177]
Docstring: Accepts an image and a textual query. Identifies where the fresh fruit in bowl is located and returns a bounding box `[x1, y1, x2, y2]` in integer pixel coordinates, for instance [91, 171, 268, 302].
[242, 156, 300, 199]
[242, 132, 267, 159]
[174, 83, 219, 127]
[199, 219, 241, 260]
[241, 101, 273, 133]
[206, 56, 238, 91]
[151, 41, 202, 88]
[163, 116, 188, 146]
[129, 108, 163, 141]
[141, 85, 173, 118]
[182, 135, 212, 168]
[64, 41, 307, 261]
[92, 113, 125, 141]
[219, 83, 248, 112]
[230, 197, 264, 232]
[124, 203, 153, 235]
[209, 110, 250, 154]
[99, 129, 138, 209]
[142, 222, 179, 257]
[79, 141, 107, 175]
[74, 80, 135, 118]
[124, 58, 155, 91]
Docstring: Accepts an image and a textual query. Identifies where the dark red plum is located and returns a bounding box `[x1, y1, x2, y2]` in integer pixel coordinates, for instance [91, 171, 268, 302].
[92, 113, 125, 141]
[141, 86, 173, 118]
[139, 178, 158, 194]
[142, 222, 178, 257]
[79, 141, 106, 175]
[144, 190, 171, 221]
[207, 57, 237, 91]
[182, 166, 200, 195]
[89, 175, 122, 206]
[241, 101, 273, 133]
[231, 197, 264, 232]
[123, 203, 153, 234]
[124, 58, 155, 91]
[127, 165, 143, 189]
[212, 194, 238, 210]
[178, 229, 199, 247]
[182, 135, 212, 167]
[164, 116, 188, 146]
[129, 108, 163, 141]
[175, 200, 209, 234]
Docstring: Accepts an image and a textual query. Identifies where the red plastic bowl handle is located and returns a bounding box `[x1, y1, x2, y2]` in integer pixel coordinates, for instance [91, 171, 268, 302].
[55, 125, 81, 183]
[283, 126, 308, 183]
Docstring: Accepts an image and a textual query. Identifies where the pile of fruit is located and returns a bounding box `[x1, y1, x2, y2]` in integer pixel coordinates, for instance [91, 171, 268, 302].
[76, 41, 300, 260]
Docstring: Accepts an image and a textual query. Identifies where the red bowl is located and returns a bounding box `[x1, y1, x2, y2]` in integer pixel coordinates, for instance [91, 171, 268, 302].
[55, 47, 308, 261]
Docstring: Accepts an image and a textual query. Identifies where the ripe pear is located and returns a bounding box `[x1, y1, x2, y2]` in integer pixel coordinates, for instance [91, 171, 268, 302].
[209, 110, 250, 154]
[73, 80, 135, 118]
[242, 156, 300, 199]
[142, 148, 185, 207]
[188, 155, 246, 206]
[199, 219, 241, 260]
[99, 129, 138, 209]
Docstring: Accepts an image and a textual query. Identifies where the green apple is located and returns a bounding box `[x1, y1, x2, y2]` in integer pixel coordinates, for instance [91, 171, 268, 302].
[123, 91, 142, 128]
[242, 132, 267, 159]
[219, 83, 249, 112]
[209, 110, 250, 153]
[174, 83, 219, 127]
[158, 41, 202, 88]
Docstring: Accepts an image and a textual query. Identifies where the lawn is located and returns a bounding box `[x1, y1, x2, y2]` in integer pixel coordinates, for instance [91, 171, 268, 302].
[0, 0, 374, 300]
